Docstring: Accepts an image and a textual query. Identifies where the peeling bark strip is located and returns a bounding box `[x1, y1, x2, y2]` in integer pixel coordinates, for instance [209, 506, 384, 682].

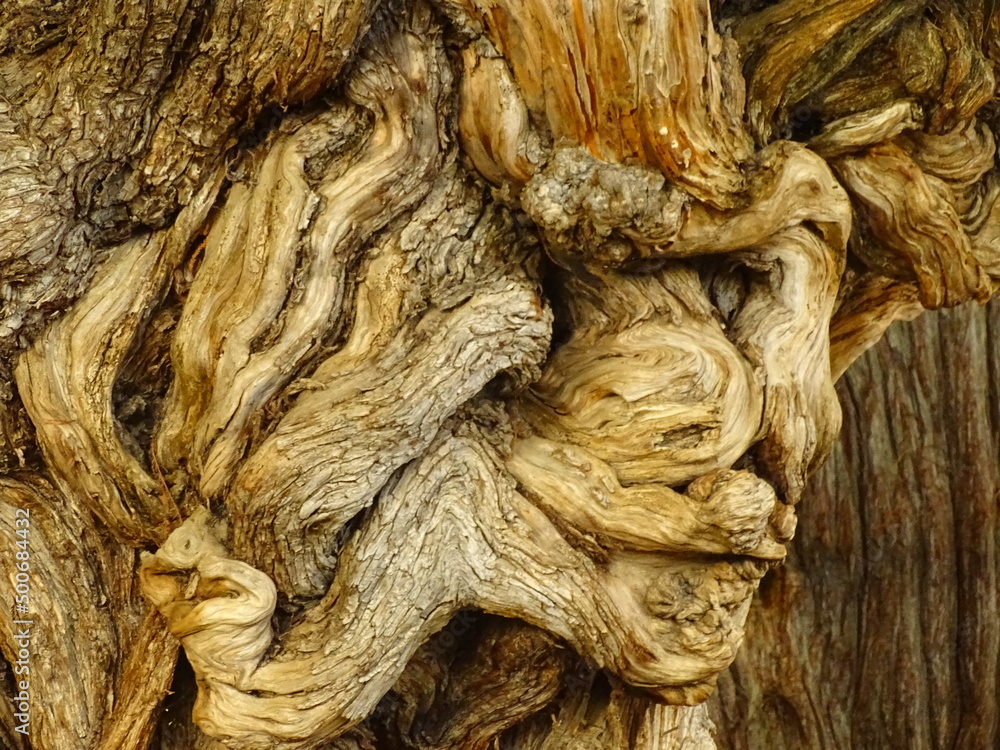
[1, 0, 999, 748]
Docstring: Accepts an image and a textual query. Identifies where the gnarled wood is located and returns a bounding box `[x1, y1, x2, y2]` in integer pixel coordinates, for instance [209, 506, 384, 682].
[2, 0, 999, 748]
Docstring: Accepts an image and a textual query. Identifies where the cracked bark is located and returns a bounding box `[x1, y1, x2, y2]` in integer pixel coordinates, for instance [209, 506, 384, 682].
[1, 1, 998, 749]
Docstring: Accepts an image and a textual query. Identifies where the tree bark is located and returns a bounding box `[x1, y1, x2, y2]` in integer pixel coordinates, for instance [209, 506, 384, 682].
[1, 1, 998, 749]
[710, 296, 1000, 750]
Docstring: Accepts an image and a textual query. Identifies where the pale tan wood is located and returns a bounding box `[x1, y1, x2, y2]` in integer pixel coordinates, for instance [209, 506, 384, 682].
[0, 0, 998, 748]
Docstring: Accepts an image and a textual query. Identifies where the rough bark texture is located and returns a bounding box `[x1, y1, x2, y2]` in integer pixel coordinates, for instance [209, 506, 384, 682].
[0, 0, 998, 748]
[710, 296, 1000, 750]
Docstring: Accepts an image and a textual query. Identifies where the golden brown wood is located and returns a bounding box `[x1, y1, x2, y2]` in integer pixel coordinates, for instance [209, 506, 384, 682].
[0, 0, 998, 748]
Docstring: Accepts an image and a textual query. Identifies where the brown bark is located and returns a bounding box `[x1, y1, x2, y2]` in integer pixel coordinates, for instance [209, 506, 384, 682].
[710, 296, 1000, 750]
[0, 1, 998, 748]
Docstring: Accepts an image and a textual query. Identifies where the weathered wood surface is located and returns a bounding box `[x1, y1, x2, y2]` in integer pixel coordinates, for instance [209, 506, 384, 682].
[710, 297, 1000, 750]
[0, 0, 998, 748]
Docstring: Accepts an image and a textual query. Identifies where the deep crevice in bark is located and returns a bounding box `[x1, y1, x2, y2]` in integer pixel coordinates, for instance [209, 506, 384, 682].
[1, 0, 998, 748]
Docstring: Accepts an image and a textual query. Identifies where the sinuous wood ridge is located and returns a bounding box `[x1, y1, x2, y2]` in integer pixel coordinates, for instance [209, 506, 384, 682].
[1, 0, 998, 748]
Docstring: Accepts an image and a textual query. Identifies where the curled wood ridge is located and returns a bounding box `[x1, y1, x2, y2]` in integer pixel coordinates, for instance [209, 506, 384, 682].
[1, 0, 998, 747]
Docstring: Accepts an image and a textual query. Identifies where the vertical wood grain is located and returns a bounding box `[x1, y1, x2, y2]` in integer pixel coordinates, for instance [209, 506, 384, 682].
[710, 297, 1000, 750]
